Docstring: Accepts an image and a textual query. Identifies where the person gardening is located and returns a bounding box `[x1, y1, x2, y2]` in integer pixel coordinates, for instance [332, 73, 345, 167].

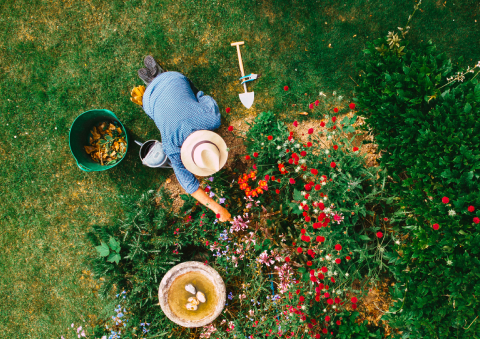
[137, 55, 232, 222]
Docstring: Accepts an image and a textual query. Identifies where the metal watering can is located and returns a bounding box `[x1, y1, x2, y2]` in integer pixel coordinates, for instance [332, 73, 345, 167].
[134, 140, 172, 168]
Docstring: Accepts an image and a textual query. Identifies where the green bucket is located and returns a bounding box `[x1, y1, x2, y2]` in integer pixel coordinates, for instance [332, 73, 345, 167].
[69, 109, 129, 172]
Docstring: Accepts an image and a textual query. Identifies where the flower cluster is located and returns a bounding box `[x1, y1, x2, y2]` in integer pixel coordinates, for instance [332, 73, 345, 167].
[238, 171, 268, 197]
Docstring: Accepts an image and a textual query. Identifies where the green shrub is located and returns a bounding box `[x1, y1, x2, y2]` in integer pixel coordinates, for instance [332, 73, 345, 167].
[355, 31, 480, 338]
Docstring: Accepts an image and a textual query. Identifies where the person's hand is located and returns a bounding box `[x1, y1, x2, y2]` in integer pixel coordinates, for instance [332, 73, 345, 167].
[216, 207, 232, 223]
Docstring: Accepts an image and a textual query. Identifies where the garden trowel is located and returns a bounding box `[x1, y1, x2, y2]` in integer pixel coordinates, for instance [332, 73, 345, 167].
[231, 41, 257, 109]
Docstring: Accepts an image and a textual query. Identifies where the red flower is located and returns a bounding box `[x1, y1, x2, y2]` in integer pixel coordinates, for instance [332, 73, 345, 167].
[335, 244, 342, 251]
[228, 125, 234, 131]
[346, 256, 351, 260]
[333, 107, 339, 113]
[330, 161, 336, 168]
[442, 196, 449, 204]
[315, 184, 321, 190]
[265, 175, 270, 181]
[311, 169, 318, 175]
[285, 257, 290, 262]
[468, 206, 475, 212]
[335, 258, 341, 264]
[253, 152, 259, 158]
[351, 297, 358, 303]
[276, 189, 280, 194]
[309, 103, 314, 109]
[333, 145, 338, 150]
[204, 187, 210, 193]
[314, 99, 320, 106]
[307, 141, 313, 147]
[352, 304, 357, 310]
[216, 213, 220, 218]
[293, 120, 298, 127]
[353, 146, 359, 152]
[253, 164, 257, 170]
[384, 217, 389, 221]
[349, 103, 356, 110]
[245, 155, 251, 160]
[321, 266, 328, 273]
[320, 121, 325, 127]
[226, 107, 231, 113]
[333, 125, 337, 130]
[299, 295, 305, 302]
[289, 178, 296, 184]
[300, 151, 307, 157]
[327, 298, 333, 305]
[376, 231, 383, 238]
[325, 316, 331, 322]
[267, 135, 273, 140]
[284, 85, 289, 91]
[296, 289, 301, 295]
[336, 320, 341, 326]
[322, 328, 328, 334]
[307, 261, 312, 266]
[305, 216, 311, 222]
[332, 116, 337, 122]
[432, 223, 439, 230]
[316, 236, 325, 242]
[474, 217, 480, 224]
[308, 128, 314, 134]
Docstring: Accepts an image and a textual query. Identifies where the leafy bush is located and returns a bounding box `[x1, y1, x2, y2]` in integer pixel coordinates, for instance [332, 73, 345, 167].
[355, 29, 480, 338]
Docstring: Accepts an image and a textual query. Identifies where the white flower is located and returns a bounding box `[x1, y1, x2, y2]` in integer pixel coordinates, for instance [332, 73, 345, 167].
[324, 207, 331, 214]
[277, 161, 281, 164]
[277, 146, 281, 150]
[334, 271, 338, 276]
[300, 159, 306, 164]
[301, 305, 306, 310]
[327, 271, 333, 277]
[338, 96, 343, 100]
[301, 191, 306, 196]
[333, 91, 337, 95]
[297, 167, 301, 171]
[261, 143, 264, 146]
[314, 209, 319, 213]
[302, 200, 307, 205]
[325, 149, 329, 154]
[395, 240, 400, 245]
[447, 260, 453, 266]
[332, 305, 336, 309]
[319, 91, 326, 97]
[379, 247, 385, 253]
[295, 144, 301, 148]
[324, 196, 328, 201]
[299, 206, 303, 210]
[345, 273, 349, 277]
[448, 209, 456, 216]
[295, 168, 300, 172]
[321, 181, 326, 186]
[325, 255, 331, 261]
[323, 309, 327, 312]
[327, 135, 332, 140]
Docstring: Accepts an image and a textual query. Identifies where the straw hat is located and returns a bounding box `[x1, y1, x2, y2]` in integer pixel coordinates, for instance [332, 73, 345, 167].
[181, 130, 228, 176]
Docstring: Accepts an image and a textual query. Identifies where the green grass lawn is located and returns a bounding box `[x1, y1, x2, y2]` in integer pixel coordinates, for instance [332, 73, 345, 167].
[0, 0, 478, 337]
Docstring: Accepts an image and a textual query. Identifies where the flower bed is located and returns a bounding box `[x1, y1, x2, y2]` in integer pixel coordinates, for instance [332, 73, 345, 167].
[77, 100, 403, 339]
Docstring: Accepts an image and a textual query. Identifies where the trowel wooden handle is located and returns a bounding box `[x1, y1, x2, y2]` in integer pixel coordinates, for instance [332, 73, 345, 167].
[231, 41, 245, 77]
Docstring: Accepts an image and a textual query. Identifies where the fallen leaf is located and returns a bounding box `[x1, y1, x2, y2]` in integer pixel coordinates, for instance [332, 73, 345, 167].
[84, 146, 97, 154]
[298, 112, 308, 115]
[166, 178, 172, 184]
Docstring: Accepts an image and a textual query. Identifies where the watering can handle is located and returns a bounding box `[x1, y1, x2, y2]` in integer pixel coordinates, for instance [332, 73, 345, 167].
[134, 140, 144, 146]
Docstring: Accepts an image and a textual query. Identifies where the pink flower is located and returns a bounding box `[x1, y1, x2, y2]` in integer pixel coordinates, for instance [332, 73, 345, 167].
[293, 120, 298, 127]
[309, 103, 314, 109]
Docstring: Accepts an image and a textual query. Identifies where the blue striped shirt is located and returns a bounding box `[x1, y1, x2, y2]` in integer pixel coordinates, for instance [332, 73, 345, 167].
[142, 72, 221, 194]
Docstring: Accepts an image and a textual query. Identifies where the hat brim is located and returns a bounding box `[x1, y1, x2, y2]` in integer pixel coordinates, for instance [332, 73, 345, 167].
[181, 130, 228, 176]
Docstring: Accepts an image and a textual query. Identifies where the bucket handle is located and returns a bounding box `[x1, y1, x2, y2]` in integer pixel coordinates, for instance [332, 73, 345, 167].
[134, 140, 144, 147]
[75, 159, 96, 172]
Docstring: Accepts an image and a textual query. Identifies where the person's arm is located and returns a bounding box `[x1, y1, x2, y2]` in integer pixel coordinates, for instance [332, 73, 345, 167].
[191, 187, 232, 222]
[196, 91, 220, 115]
[169, 153, 232, 222]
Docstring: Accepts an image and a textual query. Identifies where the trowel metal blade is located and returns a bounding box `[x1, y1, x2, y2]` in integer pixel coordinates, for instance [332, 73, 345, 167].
[239, 92, 254, 109]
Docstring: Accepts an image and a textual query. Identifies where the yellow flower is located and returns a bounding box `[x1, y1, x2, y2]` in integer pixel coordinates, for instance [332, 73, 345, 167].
[130, 85, 146, 106]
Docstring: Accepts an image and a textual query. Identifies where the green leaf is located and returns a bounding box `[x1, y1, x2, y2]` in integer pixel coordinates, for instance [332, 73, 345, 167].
[107, 253, 121, 264]
[464, 102, 472, 114]
[95, 242, 110, 257]
[293, 189, 303, 201]
[359, 235, 371, 241]
[109, 236, 121, 253]
[474, 83, 480, 102]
